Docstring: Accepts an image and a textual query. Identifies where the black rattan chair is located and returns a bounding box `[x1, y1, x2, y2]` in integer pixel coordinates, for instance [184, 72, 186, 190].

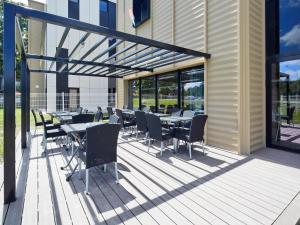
[173, 115, 208, 159]
[39, 111, 66, 151]
[146, 114, 174, 156]
[115, 109, 136, 136]
[107, 107, 114, 117]
[135, 111, 148, 139]
[72, 114, 95, 124]
[281, 106, 296, 126]
[76, 107, 83, 114]
[31, 109, 53, 136]
[75, 124, 121, 194]
[94, 109, 103, 122]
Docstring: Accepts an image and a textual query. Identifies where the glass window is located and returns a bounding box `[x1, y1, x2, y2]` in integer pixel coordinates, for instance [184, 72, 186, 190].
[271, 59, 300, 150]
[128, 79, 140, 110]
[141, 76, 156, 110]
[100, 0, 108, 12]
[133, 0, 150, 27]
[68, 0, 79, 20]
[157, 73, 178, 113]
[280, 0, 300, 55]
[181, 67, 205, 113]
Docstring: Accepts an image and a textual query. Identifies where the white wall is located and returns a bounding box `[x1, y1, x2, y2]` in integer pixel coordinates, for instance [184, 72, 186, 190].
[45, 0, 109, 112]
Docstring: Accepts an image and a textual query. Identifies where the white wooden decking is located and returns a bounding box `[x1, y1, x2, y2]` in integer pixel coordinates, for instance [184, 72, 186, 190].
[1, 132, 300, 225]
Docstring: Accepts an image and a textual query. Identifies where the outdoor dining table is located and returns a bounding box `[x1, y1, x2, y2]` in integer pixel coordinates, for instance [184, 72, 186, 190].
[160, 116, 192, 125]
[49, 111, 79, 117]
[60, 122, 100, 171]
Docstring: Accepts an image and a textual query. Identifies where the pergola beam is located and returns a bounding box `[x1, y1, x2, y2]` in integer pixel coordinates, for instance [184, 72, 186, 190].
[48, 27, 70, 71]
[30, 69, 123, 78]
[77, 39, 124, 74]
[13, 3, 211, 58]
[58, 32, 91, 73]
[68, 36, 108, 71]
[27, 54, 153, 72]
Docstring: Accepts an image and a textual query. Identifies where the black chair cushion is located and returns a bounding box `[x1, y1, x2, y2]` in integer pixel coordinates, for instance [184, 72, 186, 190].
[46, 129, 66, 138]
[172, 127, 190, 142]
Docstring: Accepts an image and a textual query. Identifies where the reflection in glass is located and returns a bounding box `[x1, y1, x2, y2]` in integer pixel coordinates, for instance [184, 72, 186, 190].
[128, 79, 140, 110]
[157, 73, 178, 113]
[181, 67, 204, 112]
[272, 59, 300, 149]
[141, 76, 156, 109]
[280, 0, 300, 55]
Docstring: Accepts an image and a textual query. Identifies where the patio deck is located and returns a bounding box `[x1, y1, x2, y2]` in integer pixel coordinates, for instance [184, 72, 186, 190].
[1, 132, 300, 225]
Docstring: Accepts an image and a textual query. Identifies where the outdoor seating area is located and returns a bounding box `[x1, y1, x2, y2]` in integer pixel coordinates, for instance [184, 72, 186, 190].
[1, 118, 300, 225]
[1, 2, 300, 224]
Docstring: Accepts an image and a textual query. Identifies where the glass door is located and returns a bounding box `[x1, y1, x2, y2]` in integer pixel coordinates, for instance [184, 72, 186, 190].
[271, 59, 300, 150]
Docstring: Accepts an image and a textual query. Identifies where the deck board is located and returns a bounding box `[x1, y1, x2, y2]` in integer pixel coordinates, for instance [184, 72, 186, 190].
[2, 132, 300, 225]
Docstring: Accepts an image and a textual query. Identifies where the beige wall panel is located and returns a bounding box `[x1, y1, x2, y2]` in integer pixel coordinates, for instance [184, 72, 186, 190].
[249, 0, 265, 152]
[206, 0, 239, 152]
[152, 0, 172, 43]
[174, 0, 205, 51]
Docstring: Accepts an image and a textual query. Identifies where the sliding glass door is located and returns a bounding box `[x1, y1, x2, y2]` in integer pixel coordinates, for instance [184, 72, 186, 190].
[181, 67, 204, 112]
[157, 73, 178, 112]
[141, 76, 156, 110]
[266, 0, 300, 151]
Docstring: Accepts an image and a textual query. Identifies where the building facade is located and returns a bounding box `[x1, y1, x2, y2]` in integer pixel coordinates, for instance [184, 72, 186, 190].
[29, 0, 117, 111]
[116, 0, 300, 155]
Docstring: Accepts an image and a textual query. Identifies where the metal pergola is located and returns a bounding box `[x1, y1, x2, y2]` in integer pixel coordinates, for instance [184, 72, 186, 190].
[2, 2, 210, 204]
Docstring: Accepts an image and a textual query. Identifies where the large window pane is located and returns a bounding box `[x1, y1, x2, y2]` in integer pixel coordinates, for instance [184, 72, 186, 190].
[181, 67, 204, 113]
[158, 73, 178, 113]
[128, 79, 140, 110]
[141, 76, 155, 110]
[68, 0, 79, 20]
[271, 59, 300, 150]
[280, 0, 300, 55]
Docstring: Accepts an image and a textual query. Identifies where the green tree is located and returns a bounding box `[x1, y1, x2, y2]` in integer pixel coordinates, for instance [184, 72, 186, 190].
[0, 0, 28, 89]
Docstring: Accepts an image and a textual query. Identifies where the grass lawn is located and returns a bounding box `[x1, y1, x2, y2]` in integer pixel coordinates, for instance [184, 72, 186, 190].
[0, 108, 37, 160]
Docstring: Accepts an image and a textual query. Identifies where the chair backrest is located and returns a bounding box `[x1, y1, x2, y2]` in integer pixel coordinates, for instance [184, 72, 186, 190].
[142, 106, 150, 113]
[135, 111, 147, 132]
[97, 106, 102, 112]
[160, 104, 165, 108]
[171, 108, 182, 117]
[123, 105, 128, 109]
[72, 114, 94, 124]
[115, 109, 125, 127]
[166, 105, 174, 114]
[288, 106, 296, 119]
[107, 107, 114, 116]
[146, 114, 163, 141]
[76, 107, 83, 114]
[109, 114, 119, 124]
[150, 105, 156, 113]
[86, 123, 120, 168]
[183, 110, 195, 118]
[189, 115, 208, 142]
[31, 109, 38, 125]
[38, 111, 47, 132]
[94, 110, 103, 122]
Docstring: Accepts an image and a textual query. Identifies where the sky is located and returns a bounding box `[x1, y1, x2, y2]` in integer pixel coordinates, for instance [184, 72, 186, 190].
[280, 0, 300, 54]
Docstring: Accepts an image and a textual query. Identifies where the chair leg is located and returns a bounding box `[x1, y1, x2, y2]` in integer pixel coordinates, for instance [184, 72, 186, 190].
[148, 139, 151, 152]
[103, 164, 107, 172]
[136, 127, 138, 139]
[66, 163, 79, 181]
[78, 160, 82, 179]
[61, 147, 79, 170]
[202, 141, 205, 155]
[114, 162, 119, 184]
[160, 141, 164, 156]
[188, 143, 192, 159]
[85, 169, 90, 195]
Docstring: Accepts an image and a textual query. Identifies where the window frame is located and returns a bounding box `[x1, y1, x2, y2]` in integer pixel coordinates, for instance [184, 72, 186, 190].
[68, 0, 80, 20]
[132, 0, 150, 28]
